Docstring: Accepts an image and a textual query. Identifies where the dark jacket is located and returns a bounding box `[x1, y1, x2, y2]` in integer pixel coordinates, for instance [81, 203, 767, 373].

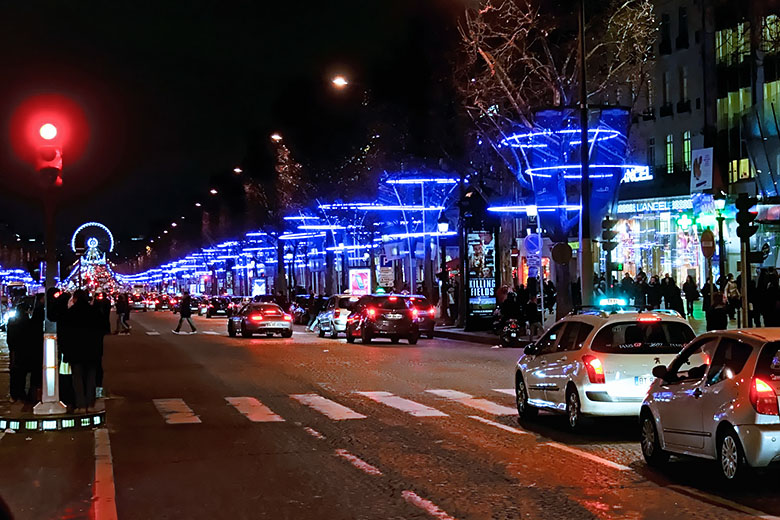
[59, 300, 102, 364]
[524, 300, 542, 324]
[179, 295, 192, 317]
[682, 281, 699, 301]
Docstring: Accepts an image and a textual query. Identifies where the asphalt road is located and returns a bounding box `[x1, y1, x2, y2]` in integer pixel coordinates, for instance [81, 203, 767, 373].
[1, 310, 779, 520]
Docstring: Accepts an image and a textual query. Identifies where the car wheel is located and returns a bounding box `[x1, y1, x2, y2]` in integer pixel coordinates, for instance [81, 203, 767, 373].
[390, 336, 400, 344]
[266, 333, 274, 337]
[718, 427, 748, 481]
[427, 333, 435, 339]
[515, 375, 538, 419]
[318, 327, 325, 338]
[329, 322, 339, 339]
[346, 333, 355, 344]
[281, 329, 293, 338]
[361, 328, 372, 344]
[241, 322, 252, 338]
[640, 412, 669, 467]
[228, 323, 236, 338]
[566, 386, 583, 430]
[407, 334, 418, 345]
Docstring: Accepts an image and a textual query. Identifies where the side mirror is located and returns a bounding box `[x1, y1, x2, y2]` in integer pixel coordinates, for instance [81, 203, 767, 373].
[652, 365, 668, 379]
[524, 344, 537, 356]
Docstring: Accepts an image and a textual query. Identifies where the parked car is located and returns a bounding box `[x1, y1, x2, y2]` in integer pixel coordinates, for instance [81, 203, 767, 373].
[345, 294, 419, 345]
[640, 328, 780, 480]
[401, 295, 436, 339]
[318, 294, 360, 338]
[515, 308, 695, 430]
[227, 302, 293, 338]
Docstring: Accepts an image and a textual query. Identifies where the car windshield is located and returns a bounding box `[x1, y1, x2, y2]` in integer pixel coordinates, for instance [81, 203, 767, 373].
[755, 341, 780, 381]
[591, 321, 694, 354]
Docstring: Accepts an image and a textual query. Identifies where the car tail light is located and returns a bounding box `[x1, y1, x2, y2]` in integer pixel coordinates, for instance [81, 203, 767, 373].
[582, 355, 605, 384]
[283, 314, 292, 321]
[155, 300, 160, 304]
[367, 307, 376, 319]
[429, 306, 435, 316]
[412, 308, 419, 320]
[749, 378, 779, 416]
[249, 314, 263, 322]
[334, 309, 340, 319]
[209, 304, 214, 308]
[638, 316, 661, 322]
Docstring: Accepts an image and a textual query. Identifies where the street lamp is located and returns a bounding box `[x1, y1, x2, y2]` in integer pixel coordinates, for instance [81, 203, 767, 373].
[437, 214, 449, 234]
[332, 75, 349, 88]
[233, 167, 242, 174]
[270, 132, 283, 142]
[210, 188, 218, 195]
[437, 214, 450, 324]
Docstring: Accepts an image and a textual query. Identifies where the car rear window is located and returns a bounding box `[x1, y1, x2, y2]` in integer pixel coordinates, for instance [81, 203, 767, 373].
[337, 297, 358, 309]
[374, 297, 409, 310]
[252, 304, 282, 313]
[408, 297, 431, 308]
[755, 341, 780, 381]
[591, 321, 694, 354]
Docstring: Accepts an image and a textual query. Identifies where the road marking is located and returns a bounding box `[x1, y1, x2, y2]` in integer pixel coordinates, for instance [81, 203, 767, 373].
[92, 429, 118, 520]
[356, 391, 448, 417]
[401, 490, 456, 520]
[303, 427, 325, 439]
[492, 388, 515, 396]
[202, 331, 219, 335]
[290, 394, 366, 420]
[469, 415, 532, 436]
[153, 398, 202, 424]
[426, 389, 516, 416]
[146, 331, 160, 336]
[225, 397, 285, 422]
[542, 442, 632, 472]
[334, 449, 383, 476]
[667, 485, 780, 519]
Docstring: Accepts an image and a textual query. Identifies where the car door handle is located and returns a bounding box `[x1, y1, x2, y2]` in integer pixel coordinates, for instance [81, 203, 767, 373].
[693, 388, 702, 399]
[539, 360, 547, 366]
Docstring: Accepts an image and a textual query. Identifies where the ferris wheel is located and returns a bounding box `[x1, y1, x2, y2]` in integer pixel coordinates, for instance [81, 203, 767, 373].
[71, 222, 115, 263]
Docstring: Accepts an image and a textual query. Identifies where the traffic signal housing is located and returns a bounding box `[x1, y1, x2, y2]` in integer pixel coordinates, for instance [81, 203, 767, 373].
[601, 216, 618, 252]
[35, 123, 63, 187]
[735, 193, 758, 240]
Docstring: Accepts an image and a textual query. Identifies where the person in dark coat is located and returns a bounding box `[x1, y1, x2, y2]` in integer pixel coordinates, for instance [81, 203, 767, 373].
[701, 277, 712, 314]
[7, 300, 30, 402]
[114, 293, 130, 334]
[666, 278, 686, 318]
[646, 276, 662, 309]
[26, 294, 44, 402]
[94, 293, 111, 397]
[706, 290, 728, 331]
[174, 291, 197, 333]
[59, 290, 102, 412]
[682, 275, 699, 318]
[524, 294, 543, 340]
[543, 280, 556, 314]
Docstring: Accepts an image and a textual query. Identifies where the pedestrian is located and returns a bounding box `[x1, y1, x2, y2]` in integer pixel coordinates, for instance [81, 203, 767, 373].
[763, 269, 780, 326]
[747, 278, 760, 328]
[173, 291, 197, 333]
[701, 277, 712, 314]
[620, 273, 634, 305]
[667, 278, 686, 318]
[660, 274, 674, 309]
[115, 293, 130, 334]
[682, 275, 699, 318]
[6, 300, 30, 403]
[26, 294, 44, 402]
[706, 290, 728, 331]
[59, 289, 102, 413]
[543, 280, 556, 314]
[524, 293, 543, 341]
[93, 293, 111, 398]
[448, 281, 458, 324]
[725, 274, 740, 320]
[646, 275, 662, 309]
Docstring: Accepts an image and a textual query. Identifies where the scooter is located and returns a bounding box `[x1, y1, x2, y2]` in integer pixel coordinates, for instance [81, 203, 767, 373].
[500, 319, 526, 348]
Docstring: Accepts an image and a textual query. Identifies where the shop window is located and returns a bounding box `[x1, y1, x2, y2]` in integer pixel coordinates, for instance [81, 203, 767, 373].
[665, 134, 674, 174]
[682, 131, 691, 171]
[728, 158, 755, 184]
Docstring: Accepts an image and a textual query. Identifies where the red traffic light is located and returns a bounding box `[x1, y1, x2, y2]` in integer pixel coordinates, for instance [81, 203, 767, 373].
[39, 123, 58, 140]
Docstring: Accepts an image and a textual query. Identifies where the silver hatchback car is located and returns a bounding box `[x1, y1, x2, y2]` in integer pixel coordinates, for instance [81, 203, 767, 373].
[640, 328, 780, 480]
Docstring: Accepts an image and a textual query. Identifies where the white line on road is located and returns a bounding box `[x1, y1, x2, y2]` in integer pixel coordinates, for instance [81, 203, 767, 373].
[426, 389, 517, 416]
[290, 394, 366, 420]
[202, 331, 220, 335]
[334, 449, 383, 476]
[468, 415, 532, 436]
[303, 427, 325, 439]
[492, 388, 515, 396]
[667, 485, 780, 519]
[153, 398, 202, 424]
[225, 397, 285, 422]
[401, 490, 457, 520]
[356, 391, 448, 417]
[542, 442, 632, 472]
[145, 331, 160, 336]
[92, 429, 118, 520]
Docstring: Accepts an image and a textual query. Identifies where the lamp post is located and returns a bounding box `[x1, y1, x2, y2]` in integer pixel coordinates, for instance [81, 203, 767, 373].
[578, 0, 594, 306]
[714, 196, 726, 281]
[438, 215, 450, 324]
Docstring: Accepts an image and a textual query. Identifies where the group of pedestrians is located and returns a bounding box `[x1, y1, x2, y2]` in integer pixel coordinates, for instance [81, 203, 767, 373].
[497, 279, 549, 340]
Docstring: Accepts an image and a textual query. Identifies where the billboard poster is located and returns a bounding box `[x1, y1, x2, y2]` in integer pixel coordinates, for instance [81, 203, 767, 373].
[467, 230, 496, 319]
[349, 268, 371, 296]
[691, 148, 714, 192]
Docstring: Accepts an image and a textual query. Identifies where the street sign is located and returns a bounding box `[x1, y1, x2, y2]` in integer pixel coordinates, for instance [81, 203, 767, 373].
[700, 229, 716, 259]
[551, 243, 573, 264]
[378, 267, 394, 287]
[523, 234, 542, 255]
[526, 254, 541, 268]
[762, 242, 771, 260]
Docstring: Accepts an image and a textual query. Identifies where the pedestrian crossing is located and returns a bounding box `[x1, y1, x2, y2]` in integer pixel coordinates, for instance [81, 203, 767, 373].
[150, 389, 517, 426]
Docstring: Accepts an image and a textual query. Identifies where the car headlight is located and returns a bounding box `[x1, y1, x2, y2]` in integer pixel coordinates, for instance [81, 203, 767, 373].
[7, 309, 17, 319]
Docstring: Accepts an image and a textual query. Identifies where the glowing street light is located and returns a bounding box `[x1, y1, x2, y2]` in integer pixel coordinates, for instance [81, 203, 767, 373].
[171, 222, 177, 227]
[210, 188, 218, 195]
[332, 75, 349, 88]
[233, 167, 242, 174]
[270, 132, 283, 142]
[195, 202, 202, 207]
[39, 123, 57, 140]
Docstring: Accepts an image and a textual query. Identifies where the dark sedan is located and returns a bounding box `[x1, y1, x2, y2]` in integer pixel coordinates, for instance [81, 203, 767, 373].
[345, 294, 419, 345]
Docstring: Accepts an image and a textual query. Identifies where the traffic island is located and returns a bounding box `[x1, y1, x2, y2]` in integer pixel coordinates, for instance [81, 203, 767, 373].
[0, 399, 106, 432]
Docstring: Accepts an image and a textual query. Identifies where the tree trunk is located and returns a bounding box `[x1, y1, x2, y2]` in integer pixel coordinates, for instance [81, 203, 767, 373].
[554, 254, 573, 320]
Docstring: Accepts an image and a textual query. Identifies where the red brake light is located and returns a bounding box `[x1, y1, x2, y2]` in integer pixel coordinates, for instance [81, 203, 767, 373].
[155, 300, 159, 304]
[249, 314, 263, 322]
[638, 316, 661, 322]
[582, 355, 605, 384]
[750, 378, 779, 415]
[283, 314, 293, 321]
[367, 307, 376, 318]
[334, 309, 340, 319]
[412, 308, 419, 320]
[429, 306, 436, 316]
[389, 296, 398, 301]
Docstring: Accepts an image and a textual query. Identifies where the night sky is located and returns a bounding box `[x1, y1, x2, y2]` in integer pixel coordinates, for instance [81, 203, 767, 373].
[0, 1, 462, 260]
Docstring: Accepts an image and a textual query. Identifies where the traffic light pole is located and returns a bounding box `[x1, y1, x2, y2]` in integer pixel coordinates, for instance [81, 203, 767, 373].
[34, 190, 66, 415]
[740, 240, 750, 327]
[578, 0, 594, 306]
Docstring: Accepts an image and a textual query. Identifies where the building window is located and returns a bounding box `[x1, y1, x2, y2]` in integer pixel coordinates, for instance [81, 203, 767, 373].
[729, 158, 755, 183]
[665, 134, 674, 174]
[647, 138, 655, 172]
[660, 14, 672, 55]
[680, 67, 688, 101]
[682, 131, 692, 171]
[663, 72, 671, 105]
[716, 22, 750, 66]
[677, 7, 689, 49]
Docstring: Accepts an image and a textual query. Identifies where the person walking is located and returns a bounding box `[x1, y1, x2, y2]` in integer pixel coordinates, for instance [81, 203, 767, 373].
[524, 293, 543, 341]
[115, 293, 130, 334]
[543, 280, 556, 314]
[94, 293, 111, 398]
[725, 274, 740, 320]
[646, 275, 662, 309]
[682, 275, 699, 318]
[6, 300, 30, 403]
[174, 291, 197, 333]
[59, 290, 102, 413]
[706, 290, 728, 331]
[667, 278, 686, 318]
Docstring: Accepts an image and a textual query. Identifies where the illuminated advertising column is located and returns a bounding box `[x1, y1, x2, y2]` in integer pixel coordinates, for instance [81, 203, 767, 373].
[465, 230, 497, 330]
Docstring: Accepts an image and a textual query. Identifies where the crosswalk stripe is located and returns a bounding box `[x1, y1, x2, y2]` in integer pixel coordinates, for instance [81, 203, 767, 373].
[426, 389, 517, 416]
[153, 398, 201, 424]
[202, 331, 220, 335]
[492, 388, 515, 396]
[356, 391, 448, 417]
[225, 397, 285, 422]
[146, 331, 160, 336]
[290, 394, 366, 420]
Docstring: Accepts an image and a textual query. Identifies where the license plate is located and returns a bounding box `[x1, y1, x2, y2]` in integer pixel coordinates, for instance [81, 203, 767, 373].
[386, 314, 402, 320]
[510, 333, 517, 337]
[267, 322, 286, 328]
[634, 375, 654, 386]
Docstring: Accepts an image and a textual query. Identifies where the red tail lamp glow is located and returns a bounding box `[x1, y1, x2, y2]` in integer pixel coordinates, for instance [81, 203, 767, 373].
[249, 314, 264, 322]
[283, 314, 293, 321]
[582, 355, 605, 384]
[750, 378, 779, 415]
[367, 307, 377, 318]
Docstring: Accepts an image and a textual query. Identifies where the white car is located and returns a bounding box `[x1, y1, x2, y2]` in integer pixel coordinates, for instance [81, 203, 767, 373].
[317, 294, 359, 338]
[515, 309, 695, 430]
[640, 329, 780, 480]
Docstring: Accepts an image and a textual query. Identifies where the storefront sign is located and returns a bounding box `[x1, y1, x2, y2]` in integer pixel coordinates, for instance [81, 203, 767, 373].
[621, 165, 653, 183]
[616, 197, 693, 215]
[691, 148, 714, 192]
[348, 268, 371, 296]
